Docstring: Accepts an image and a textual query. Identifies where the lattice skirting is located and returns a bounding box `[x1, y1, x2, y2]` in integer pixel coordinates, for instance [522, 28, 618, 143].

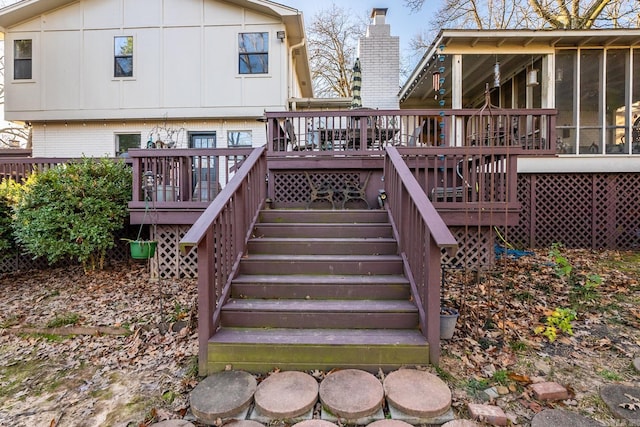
[150, 225, 198, 279]
[272, 171, 368, 208]
[442, 226, 495, 269]
[0, 230, 130, 274]
[504, 173, 640, 250]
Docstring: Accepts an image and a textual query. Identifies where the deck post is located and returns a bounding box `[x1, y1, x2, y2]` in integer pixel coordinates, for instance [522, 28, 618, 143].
[197, 228, 215, 375]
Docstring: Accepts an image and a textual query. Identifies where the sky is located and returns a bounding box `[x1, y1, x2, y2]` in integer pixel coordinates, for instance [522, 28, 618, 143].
[284, 0, 440, 56]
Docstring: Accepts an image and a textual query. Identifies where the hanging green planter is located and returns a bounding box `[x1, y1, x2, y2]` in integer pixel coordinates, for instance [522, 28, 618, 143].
[128, 240, 157, 259]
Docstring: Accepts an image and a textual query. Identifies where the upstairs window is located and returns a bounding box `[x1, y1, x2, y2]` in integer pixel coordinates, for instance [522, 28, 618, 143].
[239, 32, 268, 74]
[14, 39, 32, 80]
[114, 36, 133, 78]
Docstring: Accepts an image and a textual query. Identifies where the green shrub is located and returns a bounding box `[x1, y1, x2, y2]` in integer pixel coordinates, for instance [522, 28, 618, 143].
[13, 158, 132, 270]
[0, 179, 21, 256]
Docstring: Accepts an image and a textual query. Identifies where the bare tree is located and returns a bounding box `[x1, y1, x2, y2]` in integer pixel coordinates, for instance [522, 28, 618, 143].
[306, 4, 366, 98]
[404, 0, 640, 30]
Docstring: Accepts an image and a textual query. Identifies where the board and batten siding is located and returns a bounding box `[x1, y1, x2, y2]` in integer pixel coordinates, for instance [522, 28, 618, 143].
[4, 0, 290, 122]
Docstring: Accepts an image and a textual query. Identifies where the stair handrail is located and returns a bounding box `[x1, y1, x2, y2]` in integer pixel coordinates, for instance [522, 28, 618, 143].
[179, 146, 267, 374]
[384, 145, 458, 365]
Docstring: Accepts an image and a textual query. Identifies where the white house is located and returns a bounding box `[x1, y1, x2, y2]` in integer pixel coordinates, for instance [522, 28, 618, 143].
[0, 0, 312, 157]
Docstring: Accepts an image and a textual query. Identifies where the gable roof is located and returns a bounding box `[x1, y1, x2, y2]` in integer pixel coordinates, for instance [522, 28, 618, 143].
[0, 0, 312, 96]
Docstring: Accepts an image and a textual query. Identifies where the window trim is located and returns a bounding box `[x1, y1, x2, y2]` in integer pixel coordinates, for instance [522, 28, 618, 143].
[13, 39, 33, 81]
[114, 36, 134, 78]
[238, 32, 269, 75]
[227, 130, 253, 148]
[115, 133, 141, 157]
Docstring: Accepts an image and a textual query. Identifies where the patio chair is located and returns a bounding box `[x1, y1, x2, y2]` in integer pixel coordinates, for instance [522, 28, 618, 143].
[273, 119, 297, 151]
[342, 171, 372, 209]
[304, 172, 335, 209]
[430, 158, 473, 202]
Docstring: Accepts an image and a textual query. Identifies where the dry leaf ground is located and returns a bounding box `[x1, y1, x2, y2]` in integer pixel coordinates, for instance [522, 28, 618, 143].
[0, 250, 639, 426]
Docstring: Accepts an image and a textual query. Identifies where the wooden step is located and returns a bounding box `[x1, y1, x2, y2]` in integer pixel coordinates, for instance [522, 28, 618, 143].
[253, 223, 394, 239]
[238, 254, 404, 275]
[259, 209, 389, 224]
[220, 299, 418, 329]
[207, 328, 429, 373]
[231, 274, 410, 300]
[247, 237, 397, 255]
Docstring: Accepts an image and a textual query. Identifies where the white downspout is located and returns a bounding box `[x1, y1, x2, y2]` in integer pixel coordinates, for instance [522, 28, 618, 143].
[288, 38, 305, 105]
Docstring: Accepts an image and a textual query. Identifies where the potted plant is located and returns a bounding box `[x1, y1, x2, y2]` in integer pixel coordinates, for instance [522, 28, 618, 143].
[124, 239, 157, 260]
[440, 305, 459, 340]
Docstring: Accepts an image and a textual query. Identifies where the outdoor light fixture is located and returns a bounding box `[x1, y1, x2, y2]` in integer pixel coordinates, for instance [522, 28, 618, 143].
[377, 189, 387, 208]
[527, 57, 539, 87]
[527, 69, 539, 87]
[276, 31, 285, 42]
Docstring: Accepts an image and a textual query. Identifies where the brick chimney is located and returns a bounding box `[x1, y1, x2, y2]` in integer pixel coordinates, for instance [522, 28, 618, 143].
[358, 8, 400, 109]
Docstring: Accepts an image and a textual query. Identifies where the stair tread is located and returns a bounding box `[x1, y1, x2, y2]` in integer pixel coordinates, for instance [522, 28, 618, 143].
[256, 223, 391, 227]
[223, 299, 417, 312]
[210, 327, 427, 345]
[249, 237, 396, 242]
[243, 254, 402, 261]
[233, 274, 409, 284]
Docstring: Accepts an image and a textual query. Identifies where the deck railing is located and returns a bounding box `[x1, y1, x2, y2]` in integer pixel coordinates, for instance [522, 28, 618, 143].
[384, 146, 458, 365]
[127, 148, 255, 209]
[264, 108, 556, 156]
[398, 146, 523, 225]
[178, 146, 267, 373]
[0, 157, 75, 182]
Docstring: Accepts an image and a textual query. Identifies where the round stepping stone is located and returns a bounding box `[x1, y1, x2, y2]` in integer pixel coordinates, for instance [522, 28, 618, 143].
[190, 370, 257, 424]
[254, 371, 319, 418]
[319, 369, 384, 419]
[531, 409, 604, 427]
[293, 421, 337, 427]
[383, 369, 452, 417]
[225, 421, 265, 427]
[149, 421, 195, 427]
[600, 384, 640, 425]
[367, 420, 414, 427]
[441, 421, 480, 427]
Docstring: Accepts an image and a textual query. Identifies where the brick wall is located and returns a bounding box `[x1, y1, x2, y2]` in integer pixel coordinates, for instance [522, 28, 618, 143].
[359, 10, 400, 110]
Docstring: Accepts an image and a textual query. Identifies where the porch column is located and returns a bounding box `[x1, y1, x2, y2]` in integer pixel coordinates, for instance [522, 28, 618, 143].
[452, 54, 464, 146]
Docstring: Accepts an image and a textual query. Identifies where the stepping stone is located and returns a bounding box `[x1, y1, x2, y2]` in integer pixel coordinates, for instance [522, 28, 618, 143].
[531, 409, 604, 427]
[441, 421, 481, 427]
[190, 370, 257, 425]
[383, 369, 452, 417]
[293, 421, 337, 427]
[467, 403, 507, 426]
[150, 421, 195, 427]
[600, 384, 640, 425]
[319, 369, 384, 420]
[253, 371, 318, 419]
[225, 421, 265, 427]
[530, 382, 569, 400]
[367, 420, 413, 427]
[633, 358, 640, 373]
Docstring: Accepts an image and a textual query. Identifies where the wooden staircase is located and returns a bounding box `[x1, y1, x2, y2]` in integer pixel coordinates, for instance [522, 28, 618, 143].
[207, 209, 429, 373]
